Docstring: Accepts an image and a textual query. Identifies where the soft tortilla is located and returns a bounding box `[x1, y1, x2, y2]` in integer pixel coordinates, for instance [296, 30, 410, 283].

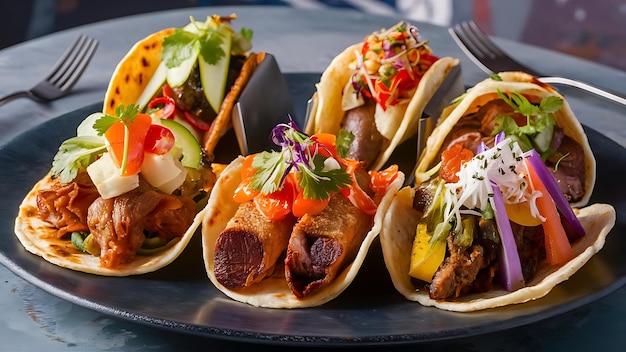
[103, 28, 175, 115]
[200, 156, 404, 308]
[415, 71, 596, 208]
[102, 27, 261, 157]
[380, 185, 616, 312]
[14, 173, 202, 276]
[305, 39, 460, 171]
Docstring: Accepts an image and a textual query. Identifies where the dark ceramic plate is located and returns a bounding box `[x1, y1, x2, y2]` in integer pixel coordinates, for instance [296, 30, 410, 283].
[0, 74, 624, 346]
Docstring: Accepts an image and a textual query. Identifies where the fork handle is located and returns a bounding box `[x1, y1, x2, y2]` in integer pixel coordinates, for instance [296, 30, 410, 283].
[0, 90, 36, 107]
[539, 77, 626, 107]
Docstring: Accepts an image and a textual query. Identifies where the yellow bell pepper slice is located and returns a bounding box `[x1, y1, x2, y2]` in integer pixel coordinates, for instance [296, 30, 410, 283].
[409, 222, 447, 282]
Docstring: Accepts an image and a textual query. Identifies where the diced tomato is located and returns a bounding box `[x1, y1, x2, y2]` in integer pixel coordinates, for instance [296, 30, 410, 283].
[254, 179, 295, 221]
[369, 164, 399, 194]
[104, 113, 152, 176]
[292, 188, 330, 218]
[148, 96, 177, 120]
[144, 124, 175, 155]
[233, 181, 259, 203]
[310, 133, 339, 159]
[162, 84, 176, 99]
[440, 144, 474, 183]
[342, 160, 378, 216]
[240, 154, 258, 183]
[183, 110, 212, 131]
[233, 155, 261, 203]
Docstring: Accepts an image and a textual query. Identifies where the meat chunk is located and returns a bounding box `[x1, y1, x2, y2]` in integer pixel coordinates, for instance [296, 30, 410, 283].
[213, 200, 296, 290]
[546, 131, 587, 202]
[36, 171, 100, 237]
[87, 180, 196, 269]
[285, 193, 373, 298]
[429, 236, 486, 300]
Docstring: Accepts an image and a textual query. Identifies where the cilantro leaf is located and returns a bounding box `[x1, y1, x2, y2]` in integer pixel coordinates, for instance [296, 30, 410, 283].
[490, 73, 503, 81]
[248, 122, 353, 201]
[336, 129, 355, 158]
[51, 135, 107, 183]
[539, 95, 563, 114]
[299, 155, 352, 200]
[198, 30, 226, 65]
[250, 151, 289, 195]
[493, 89, 562, 153]
[92, 115, 118, 136]
[161, 29, 199, 68]
[115, 103, 140, 123]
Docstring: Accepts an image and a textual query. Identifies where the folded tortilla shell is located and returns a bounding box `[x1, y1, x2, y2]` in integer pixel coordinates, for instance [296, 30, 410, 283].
[103, 28, 175, 115]
[306, 41, 460, 171]
[415, 71, 595, 207]
[14, 173, 202, 276]
[380, 185, 616, 312]
[200, 156, 404, 308]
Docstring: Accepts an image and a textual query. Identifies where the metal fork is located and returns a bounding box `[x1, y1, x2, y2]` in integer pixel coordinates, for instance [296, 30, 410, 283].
[449, 21, 626, 106]
[0, 34, 99, 107]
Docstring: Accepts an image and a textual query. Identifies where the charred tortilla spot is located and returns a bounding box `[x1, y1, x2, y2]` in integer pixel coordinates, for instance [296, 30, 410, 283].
[207, 209, 220, 227]
[24, 206, 37, 217]
[49, 243, 78, 259]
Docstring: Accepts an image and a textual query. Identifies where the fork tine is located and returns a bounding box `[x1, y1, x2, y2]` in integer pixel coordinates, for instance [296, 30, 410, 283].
[44, 34, 87, 83]
[55, 37, 99, 91]
[449, 22, 494, 75]
[450, 21, 542, 76]
[46, 35, 98, 90]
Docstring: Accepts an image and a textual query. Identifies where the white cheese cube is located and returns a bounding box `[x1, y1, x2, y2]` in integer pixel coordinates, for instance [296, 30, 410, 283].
[141, 153, 187, 194]
[87, 153, 139, 199]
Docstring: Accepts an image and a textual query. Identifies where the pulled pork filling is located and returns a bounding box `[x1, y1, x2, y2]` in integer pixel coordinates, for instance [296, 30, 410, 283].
[442, 99, 587, 203]
[37, 171, 197, 269]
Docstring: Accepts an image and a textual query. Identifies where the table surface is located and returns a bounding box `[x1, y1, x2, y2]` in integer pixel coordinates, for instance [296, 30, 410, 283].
[0, 6, 625, 351]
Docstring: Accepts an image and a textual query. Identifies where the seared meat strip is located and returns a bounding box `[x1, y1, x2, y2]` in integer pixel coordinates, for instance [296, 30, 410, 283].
[285, 193, 373, 298]
[213, 200, 296, 290]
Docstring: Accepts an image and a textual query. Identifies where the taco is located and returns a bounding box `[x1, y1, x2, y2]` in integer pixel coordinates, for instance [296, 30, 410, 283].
[305, 21, 460, 171]
[200, 121, 404, 308]
[103, 14, 261, 159]
[379, 75, 616, 311]
[14, 104, 216, 276]
[415, 71, 595, 207]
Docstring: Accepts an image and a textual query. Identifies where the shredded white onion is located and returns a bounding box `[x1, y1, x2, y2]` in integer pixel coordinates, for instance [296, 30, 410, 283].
[442, 138, 541, 226]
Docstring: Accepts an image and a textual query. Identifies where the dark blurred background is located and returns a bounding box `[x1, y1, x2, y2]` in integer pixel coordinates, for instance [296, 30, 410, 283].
[3, 0, 625, 71]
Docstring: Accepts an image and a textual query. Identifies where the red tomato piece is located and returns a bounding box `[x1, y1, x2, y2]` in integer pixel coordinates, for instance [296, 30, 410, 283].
[310, 133, 339, 159]
[254, 181, 295, 221]
[292, 188, 330, 218]
[440, 144, 474, 183]
[144, 124, 175, 155]
[369, 164, 399, 194]
[148, 96, 177, 120]
[183, 111, 212, 131]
